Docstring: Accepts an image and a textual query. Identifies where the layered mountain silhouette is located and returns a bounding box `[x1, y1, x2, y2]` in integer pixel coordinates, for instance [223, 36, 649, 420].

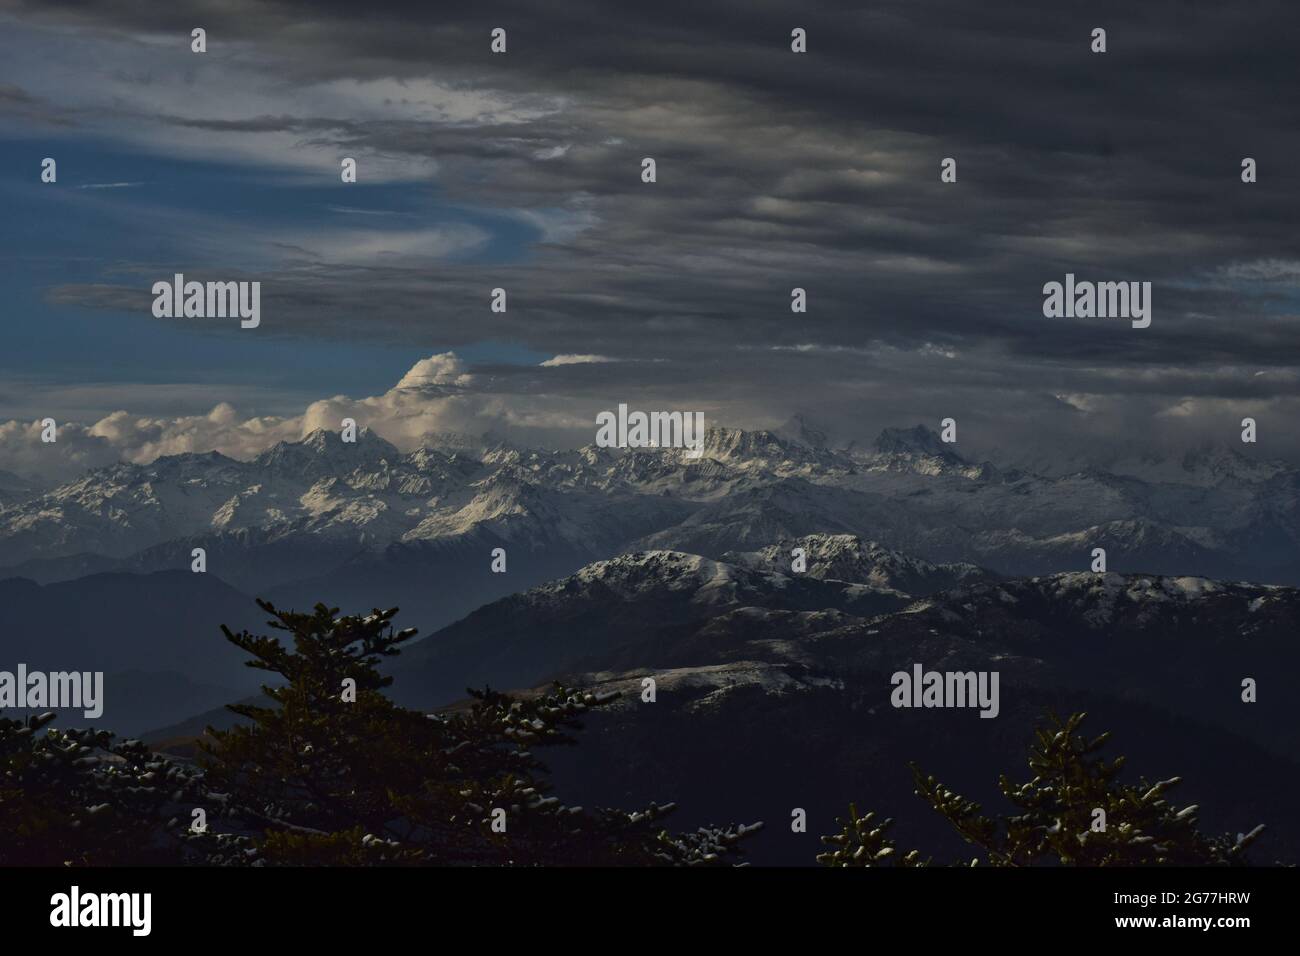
[0, 570, 264, 732]
[1, 423, 1295, 621]
[387, 540, 1299, 865]
[389, 541, 1296, 757]
[3, 424, 1296, 862]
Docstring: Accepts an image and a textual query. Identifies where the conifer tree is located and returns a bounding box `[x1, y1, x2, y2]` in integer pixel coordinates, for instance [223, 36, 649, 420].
[189, 599, 760, 865]
[816, 804, 928, 867]
[819, 712, 1265, 867]
[0, 712, 202, 865]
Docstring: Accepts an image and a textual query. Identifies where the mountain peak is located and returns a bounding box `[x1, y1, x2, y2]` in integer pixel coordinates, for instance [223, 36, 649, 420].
[872, 424, 963, 460]
[1178, 443, 1286, 485]
[724, 533, 992, 595]
[298, 426, 397, 455]
[774, 413, 831, 449]
[699, 425, 845, 472]
[253, 427, 401, 478]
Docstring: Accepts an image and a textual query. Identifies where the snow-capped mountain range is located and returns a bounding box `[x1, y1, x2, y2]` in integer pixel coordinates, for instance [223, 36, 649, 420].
[6, 417, 1289, 863]
[1, 422, 1296, 619]
[405, 544, 1298, 865]
[722, 533, 993, 593]
[394, 542, 1299, 755]
[49, 522, 1286, 864]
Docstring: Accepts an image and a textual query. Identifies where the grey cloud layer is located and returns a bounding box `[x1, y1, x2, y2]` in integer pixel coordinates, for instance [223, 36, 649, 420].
[8, 0, 1300, 459]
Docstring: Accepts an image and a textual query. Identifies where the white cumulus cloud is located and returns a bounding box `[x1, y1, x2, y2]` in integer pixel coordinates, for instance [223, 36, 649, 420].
[539, 354, 616, 367]
[0, 353, 594, 484]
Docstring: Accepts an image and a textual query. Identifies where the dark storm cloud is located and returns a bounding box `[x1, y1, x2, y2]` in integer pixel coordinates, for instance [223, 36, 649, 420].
[0, 83, 78, 127]
[11, 0, 1300, 457]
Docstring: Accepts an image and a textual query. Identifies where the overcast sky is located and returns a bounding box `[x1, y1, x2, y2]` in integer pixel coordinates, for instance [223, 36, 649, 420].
[3, 0, 1299, 480]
